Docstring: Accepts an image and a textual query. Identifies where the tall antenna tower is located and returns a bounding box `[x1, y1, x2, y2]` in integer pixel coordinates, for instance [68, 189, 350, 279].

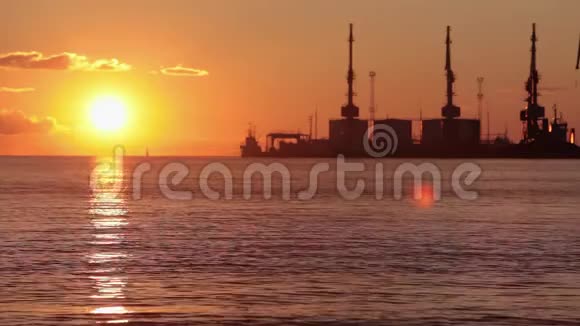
[476, 77, 484, 121]
[369, 71, 376, 123]
[314, 107, 318, 140]
[487, 107, 491, 144]
[419, 101, 423, 141]
[477, 77, 485, 143]
[308, 115, 313, 141]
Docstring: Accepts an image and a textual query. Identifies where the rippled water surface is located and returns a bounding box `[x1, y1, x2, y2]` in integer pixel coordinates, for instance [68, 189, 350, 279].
[1, 157, 580, 325]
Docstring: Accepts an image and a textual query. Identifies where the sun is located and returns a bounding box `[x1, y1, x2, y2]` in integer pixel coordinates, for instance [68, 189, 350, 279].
[89, 95, 128, 132]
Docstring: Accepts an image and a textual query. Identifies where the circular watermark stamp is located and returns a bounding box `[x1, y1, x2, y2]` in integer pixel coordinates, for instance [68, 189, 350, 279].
[364, 123, 398, 157]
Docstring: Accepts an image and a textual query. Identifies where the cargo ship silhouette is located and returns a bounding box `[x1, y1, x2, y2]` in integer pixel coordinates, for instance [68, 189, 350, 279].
[241, 24, 579, 158]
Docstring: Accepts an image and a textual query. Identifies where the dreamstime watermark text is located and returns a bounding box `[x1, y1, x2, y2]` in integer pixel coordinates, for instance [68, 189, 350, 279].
[90, 124, 483, 202]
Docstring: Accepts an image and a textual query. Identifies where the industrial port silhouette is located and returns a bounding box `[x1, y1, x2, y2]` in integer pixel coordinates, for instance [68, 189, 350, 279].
[241, 23, 580, 158]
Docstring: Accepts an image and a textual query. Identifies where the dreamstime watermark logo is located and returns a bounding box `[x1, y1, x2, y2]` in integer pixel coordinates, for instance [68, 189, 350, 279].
[90, 125, 483, 203]
[364, 123, 398, 157]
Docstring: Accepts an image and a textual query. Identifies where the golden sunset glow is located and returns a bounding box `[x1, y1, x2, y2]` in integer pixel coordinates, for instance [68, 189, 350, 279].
[0, 1, 578, 156]
[88, 96, 128, 133]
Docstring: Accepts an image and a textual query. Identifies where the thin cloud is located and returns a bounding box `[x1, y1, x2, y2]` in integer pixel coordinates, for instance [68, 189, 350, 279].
[158, 65, 208, 77]
[0, 109, 65, 135]
[0, 87, 35, 93]
[0, 51, 131, 72]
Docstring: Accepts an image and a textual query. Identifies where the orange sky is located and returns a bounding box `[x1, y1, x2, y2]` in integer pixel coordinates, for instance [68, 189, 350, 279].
[0, 0, 579, 156]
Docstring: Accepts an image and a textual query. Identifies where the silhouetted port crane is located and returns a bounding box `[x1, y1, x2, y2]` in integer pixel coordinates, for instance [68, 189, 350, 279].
[520, 23, 546, 143]
[341, 24, 359, 119]
[441, 26, 460, 119]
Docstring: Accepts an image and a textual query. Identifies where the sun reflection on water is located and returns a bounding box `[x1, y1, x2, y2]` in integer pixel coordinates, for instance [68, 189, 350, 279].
[90, 275, 127, 299]
[91, 306, 130, 314]
[88, 159, 130, 323]
[415, 183, 435, 208]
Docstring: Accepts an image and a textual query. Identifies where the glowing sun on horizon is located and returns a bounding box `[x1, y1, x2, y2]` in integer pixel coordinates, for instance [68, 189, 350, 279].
[88, 95, 128, 132]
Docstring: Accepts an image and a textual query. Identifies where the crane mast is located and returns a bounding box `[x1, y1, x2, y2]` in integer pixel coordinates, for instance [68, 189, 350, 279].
[441, 26, 460, 119]
[528, 24, 539, 106]
[341, 24, 359, 119]
[445, 27, 454, 106]
[520, 23, 546, 143]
